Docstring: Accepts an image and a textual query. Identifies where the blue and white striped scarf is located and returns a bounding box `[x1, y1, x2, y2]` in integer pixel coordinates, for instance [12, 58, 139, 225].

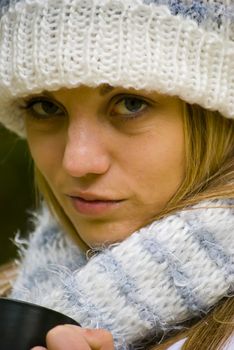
[10, 199, 234, 349]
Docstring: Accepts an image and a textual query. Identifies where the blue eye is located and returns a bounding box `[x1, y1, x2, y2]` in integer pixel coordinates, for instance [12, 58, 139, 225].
[37, 101, 60, 115]
[22, 98, 64, 119]
[124, 98, 145, 112]
[112, 96, 148, 117]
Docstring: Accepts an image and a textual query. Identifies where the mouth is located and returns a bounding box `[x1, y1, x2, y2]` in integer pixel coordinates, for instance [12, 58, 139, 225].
[68, 196, 124, 216]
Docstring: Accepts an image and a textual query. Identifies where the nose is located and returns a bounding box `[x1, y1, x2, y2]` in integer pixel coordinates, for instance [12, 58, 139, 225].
[62, 118, 111, 178]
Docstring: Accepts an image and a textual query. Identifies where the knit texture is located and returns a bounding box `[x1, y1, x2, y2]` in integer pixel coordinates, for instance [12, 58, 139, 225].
[0, 0, 233, 137]
[10, 199, 234, 349]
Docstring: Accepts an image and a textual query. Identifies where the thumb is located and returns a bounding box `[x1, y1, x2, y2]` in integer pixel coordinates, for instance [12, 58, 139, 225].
[46, 325, 114, 350]
[64, 325, 114, 350]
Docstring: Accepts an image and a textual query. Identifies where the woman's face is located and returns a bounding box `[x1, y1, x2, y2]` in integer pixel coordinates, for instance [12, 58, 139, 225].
[23, 85, 185, 247]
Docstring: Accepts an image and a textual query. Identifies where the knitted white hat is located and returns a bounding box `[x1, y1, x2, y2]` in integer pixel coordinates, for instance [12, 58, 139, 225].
[0, 0, 233, 137]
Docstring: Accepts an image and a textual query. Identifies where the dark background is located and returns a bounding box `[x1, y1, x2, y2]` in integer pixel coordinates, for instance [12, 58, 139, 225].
[0, 125, 35, 265]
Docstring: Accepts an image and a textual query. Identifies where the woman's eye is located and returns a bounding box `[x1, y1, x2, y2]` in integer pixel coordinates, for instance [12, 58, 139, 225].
[112, 97, 148, 117]
[23, 99, 64, 119]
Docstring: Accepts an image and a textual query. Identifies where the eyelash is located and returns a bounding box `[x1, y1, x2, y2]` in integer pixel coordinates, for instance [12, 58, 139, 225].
[19, 95, 150, 121]
[19, 97, 65, 121]
[111, 95, 150, 120]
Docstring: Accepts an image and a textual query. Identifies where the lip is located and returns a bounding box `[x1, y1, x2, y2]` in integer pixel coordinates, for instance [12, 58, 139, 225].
[68, 195, 124, 216]
[68, 192, 118, 201]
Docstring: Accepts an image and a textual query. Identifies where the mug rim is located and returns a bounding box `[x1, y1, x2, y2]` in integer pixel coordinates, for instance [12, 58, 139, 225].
[0, 297, 79, 324]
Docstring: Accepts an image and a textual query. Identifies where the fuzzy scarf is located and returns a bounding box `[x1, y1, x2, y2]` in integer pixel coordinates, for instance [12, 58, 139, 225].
[10, 199, 234, 349]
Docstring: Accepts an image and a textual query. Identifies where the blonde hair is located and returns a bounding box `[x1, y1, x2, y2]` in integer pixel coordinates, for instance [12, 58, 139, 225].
[158, 103, 234, 218]
[32, 101, 234, 349]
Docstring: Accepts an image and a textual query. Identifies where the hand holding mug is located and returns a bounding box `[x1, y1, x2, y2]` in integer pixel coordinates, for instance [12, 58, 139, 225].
[0, 298, 80, 350]
[31, 325, 114, 350]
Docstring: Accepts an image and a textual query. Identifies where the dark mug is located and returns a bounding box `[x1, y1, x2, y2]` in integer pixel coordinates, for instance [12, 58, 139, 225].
[0, 297, 80, 350]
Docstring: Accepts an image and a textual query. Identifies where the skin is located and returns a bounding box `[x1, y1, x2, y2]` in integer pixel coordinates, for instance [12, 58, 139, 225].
[23, 84, 185, 247]
[31, 326, 114, 350]
[21, 84, 186, 350]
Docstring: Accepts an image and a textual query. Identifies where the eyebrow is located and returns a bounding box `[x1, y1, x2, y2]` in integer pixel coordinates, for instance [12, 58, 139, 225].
[40, 90, 56, 98]
[23, 90, 55, 100]
[99, 84, 115, 96]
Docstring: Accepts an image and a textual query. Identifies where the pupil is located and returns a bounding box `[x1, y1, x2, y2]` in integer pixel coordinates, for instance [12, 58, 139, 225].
[42, 101, 58, 114]
[125, 98, 142, 112]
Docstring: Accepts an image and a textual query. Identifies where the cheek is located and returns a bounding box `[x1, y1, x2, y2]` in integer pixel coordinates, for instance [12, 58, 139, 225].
[123, 121, 185, 199]
[152, 131, 185, 176]
[26, 132, 63, 181]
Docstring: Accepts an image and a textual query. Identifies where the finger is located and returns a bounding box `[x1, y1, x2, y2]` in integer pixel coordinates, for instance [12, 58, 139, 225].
[30, 347, 47, 350]
[64, 325, 114, 350]
[46, 325, 90, 350]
